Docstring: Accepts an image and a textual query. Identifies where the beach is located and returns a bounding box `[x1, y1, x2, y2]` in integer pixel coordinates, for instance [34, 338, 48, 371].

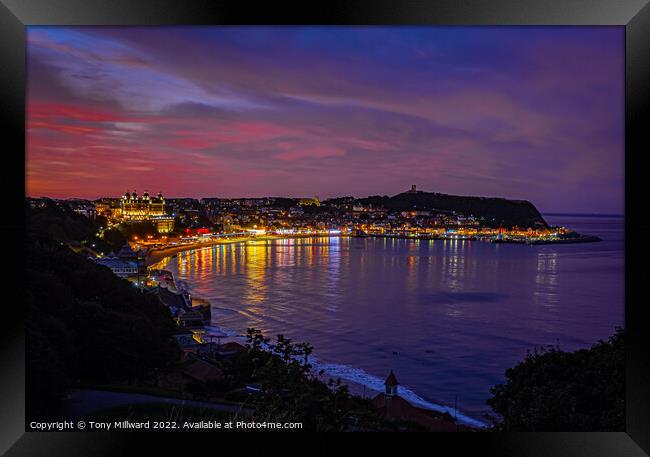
[145, 234, 344, 267]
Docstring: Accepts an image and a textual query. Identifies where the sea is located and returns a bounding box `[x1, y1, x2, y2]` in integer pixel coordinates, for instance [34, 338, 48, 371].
[159, 214, 624, 427]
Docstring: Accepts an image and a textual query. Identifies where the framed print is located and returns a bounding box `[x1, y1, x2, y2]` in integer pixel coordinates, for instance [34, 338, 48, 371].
[1, 0, 649, 455]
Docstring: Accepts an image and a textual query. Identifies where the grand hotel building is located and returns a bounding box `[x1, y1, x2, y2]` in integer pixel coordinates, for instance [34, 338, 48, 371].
[96, 191, 175, 233]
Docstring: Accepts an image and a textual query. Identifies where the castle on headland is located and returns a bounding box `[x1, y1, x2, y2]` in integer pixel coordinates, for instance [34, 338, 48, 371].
[95, 190, 175, 234]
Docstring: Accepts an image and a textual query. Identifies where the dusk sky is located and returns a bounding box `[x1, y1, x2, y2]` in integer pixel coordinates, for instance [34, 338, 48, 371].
[27, 27, 624, 213]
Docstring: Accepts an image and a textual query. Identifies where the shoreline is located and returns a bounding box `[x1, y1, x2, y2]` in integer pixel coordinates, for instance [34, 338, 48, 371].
[145, 231, 602, 267]
[145, 234, 344, 267]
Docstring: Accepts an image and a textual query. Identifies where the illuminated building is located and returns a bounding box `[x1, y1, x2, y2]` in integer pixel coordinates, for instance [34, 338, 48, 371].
[95, 200, 122, 219]
[153, 216, 175, 234]
[95, 190, 175, 233]
[120, 191, 175, 233]
[216, 214, 234, 233]
[120, 190, 166, 220]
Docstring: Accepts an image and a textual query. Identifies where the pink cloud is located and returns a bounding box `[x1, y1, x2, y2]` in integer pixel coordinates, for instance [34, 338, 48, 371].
[168, 138, 214, 149]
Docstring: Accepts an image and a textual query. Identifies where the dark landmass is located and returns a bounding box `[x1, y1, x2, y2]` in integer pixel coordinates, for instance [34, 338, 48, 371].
[26, 238, 179, 420]
[357, 191, 548, 228]
[26, 199, 126, 253]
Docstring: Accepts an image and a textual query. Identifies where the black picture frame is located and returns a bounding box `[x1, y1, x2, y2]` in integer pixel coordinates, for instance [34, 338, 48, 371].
[2, 0, 648, 455]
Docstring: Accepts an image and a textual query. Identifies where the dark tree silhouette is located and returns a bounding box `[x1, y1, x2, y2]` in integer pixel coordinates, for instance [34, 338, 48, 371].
[487, 328, 624, 431]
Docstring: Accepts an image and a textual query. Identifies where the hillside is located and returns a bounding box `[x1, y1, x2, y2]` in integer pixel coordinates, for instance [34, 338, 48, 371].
[26, 238, 179, 419]
[358, 191, 548, 228]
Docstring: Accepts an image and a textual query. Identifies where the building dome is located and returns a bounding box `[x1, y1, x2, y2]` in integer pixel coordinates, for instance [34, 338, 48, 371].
[123, 191, 131, 199]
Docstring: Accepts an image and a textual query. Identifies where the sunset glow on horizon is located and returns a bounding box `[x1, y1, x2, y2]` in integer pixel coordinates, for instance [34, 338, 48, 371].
[27, 26, 624, 213]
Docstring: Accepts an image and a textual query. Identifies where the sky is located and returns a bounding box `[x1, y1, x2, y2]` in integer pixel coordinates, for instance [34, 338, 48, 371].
[26, 26, 624, 213]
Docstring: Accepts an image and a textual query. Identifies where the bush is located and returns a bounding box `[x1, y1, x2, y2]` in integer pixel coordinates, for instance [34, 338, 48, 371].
[487, 328, 624, 431]
[224, 329, 404, 431]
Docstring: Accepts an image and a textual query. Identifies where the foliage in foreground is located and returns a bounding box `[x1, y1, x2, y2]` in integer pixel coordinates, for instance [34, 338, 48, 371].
[26, 239, 179, 419]
[222, 329, 416, 431]
[487, 328, 624, 431]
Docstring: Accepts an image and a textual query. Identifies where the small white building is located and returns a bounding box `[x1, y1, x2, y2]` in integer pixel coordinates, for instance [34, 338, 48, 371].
[95, 258, 138, 278]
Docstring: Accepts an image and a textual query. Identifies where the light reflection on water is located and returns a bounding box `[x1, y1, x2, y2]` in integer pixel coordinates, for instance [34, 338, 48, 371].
[534, 251, 559, 308]
[166, 217, 623, 420]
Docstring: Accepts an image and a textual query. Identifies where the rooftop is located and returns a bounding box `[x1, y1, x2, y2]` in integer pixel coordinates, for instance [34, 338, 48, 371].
[385, 370, 399, 387]
[371, 393, 458, 432]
